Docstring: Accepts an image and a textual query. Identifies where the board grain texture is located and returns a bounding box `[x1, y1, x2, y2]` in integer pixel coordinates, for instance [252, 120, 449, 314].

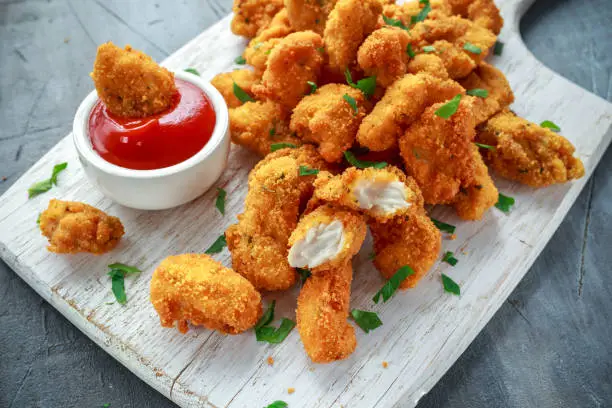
[1, 0, 612, 407]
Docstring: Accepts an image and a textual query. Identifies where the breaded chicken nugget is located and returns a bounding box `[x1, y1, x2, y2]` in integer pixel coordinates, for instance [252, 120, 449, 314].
[229, 100, 300, 156]
[288, 204, 366, 273]
[399, 96, 478, 204]
[309, 166, 424, 222]
[243, 9, 294, 74]
[459, 62, 514, 125]
[357, 27, 411, 88]
[285, 0, 338, 34]
[150, 254, 262, 334]
[252, 31, 325, 109]
[324, 0, 382, 75]
[407, 53, 450, 79]
[370, 212, 441, 289]
[452, 145, 498, 220]
[91, 42, 177, 118]
[380, 1, 451, 29]
[357, 73, 465, 151]
[290, 84, 367, 163]
[476, 110, 585, 187]
[39, 199, 124, 254]
[437, 0, 503, 34]
[231, 0, 284, 38]
[211, 69, 259, 109]
[296, 263, 356, 363]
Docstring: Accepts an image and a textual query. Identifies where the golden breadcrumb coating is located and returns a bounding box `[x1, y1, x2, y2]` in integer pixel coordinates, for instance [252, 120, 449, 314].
[211, 69, 259, 109]
[150, 254, 262, 334]
[296, 263, 356, 363]
[439, 0, 503, 34]
[399, 96, 478, 204]
[380, 1, 451, 29]
[370, 211, 441, 289]
[407, 53, 450, 79]
[231, 0, 284, 38]
[324, 0, 382, 75]
[285, 0, 338, 34]
[243, 9, 294, 74]
[39, 199, 124, 254]
[459, 62, 514, 125]
[476, 109, 585, 187]
[229, 100, 300, 156]
[357, 73, 465, 151]
[290, 84, 367, 163]
[452, 145, 498, 220]
[252, 31, 325, 109]
[91, 42, 177, 118]
[357, 27, 411, 88]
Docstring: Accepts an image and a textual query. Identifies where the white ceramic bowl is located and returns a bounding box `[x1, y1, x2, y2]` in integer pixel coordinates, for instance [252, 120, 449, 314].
[73, 70, 230, 210]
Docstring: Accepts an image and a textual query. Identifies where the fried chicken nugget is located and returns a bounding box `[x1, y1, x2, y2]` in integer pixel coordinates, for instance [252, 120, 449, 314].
[452, 145, 498, 220]
[370, 211, 441, 289]
[285, 0, 338, 34]
[399, 96, 478, 204]
[91, 42, 177, 118]
[211, 69, 259, 109]
[437, 0, 503, 34]
[357, 73, 465, 151]
[407, 53, 450, 79]
[39, 199, 124, 254]
[459, 62, 514, 125]
[290, 84, 367, 163]
[380, 1, 451, 29]
[357, 27, 411, 88]
[231, 0, 285, 38]
[476, 110, 585, 187]
[243, 9, 294, 74]
[252, 31, 325, 109]
[324, 0, 382, 75]
[150, 254, 262, 334]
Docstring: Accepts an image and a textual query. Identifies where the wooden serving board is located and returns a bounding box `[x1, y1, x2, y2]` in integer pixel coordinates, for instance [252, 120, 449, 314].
[1, 0, 611, 407]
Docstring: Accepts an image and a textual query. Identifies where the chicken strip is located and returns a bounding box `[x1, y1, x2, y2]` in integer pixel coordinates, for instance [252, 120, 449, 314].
[285, 0, 338, 34]
[150, 254, 262, 334]
[459, 62, 514, 125]
[357, 27, 411, 88]
[39, 199, 124, 254]
[476, 109, 585, 187]
[211, 69, 259, 109]
[91, 42, 177, 118]
[290, 84, 367, 163]
[231, 0, 285, 38]
[252, 31, 325, 109]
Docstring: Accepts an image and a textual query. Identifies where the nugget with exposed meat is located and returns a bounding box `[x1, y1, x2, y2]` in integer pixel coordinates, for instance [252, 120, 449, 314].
[459, 62, 514, 125]
[290, 84, 367, 162]
[357, 73, 464, 151]
[399, 95, 478, 204]
[211, 69, 259, 109]
[91, 42, 178, 118]
[150, 254, 262, 334]
[285, 0, 338, 34]
[452, 145, 498, 220]
[407, 53, 450, 79]
[39, 199, 124, 254]
[357, 27, 411, 88]
[296, 263, 356, 363]
[252, 31, 325, 109]
[231, 0, 284, 38]
[476, 110, 585, 187]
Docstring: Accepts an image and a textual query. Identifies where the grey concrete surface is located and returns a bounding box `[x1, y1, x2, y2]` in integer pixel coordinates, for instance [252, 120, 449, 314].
[1, 0, 611, 407]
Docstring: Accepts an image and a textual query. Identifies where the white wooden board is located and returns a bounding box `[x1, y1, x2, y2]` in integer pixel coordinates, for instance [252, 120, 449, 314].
[1, 0, 611, 406]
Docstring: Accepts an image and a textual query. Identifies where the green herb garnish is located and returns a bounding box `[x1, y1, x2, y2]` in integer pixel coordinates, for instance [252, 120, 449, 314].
[463, 42, 482, 54]
[406, 44, 416, 58]
[233, 82, 254, 104]
[344, 69, 376, 98]
[28, 162, 68, 199]
[256, 318, 296, 344]
[495, 193, 515, 213]
[442, 251, 458, 266]
[36, 213, 41, 225]
[270, 142, 297, 152]
[493, 41, 504, 56]
[373, 265, 414, 304]
[299, 166, 319, 176]
[269, 127, 276, 137]
[430, 218, 456, 234]
[205, 235, 227, 254]
[265, 401, 288, 408]
[215, 188, 226, 215]
[343, 94, 359, 115]
[184, 68, 200, 76]
[435, 94, 462, 119]
[350, 309, 383, 333]
[255, 300, 276, 330]
[234, 56, 246, 65]
[441, 273, 460, 295]
[369, 251, 376, 260]
[107, 263, 141, 305]
[344, 151, 387, 169]
[466, 88, 489, 98]
[296, 268, 311, 284]
[382, 15, 409, 31]
[307, 81, 318, 95]
[474, 142, 496, 150]
[317, 46, 325, 53]
[422, 45, 436, 53]
[410, 0, 431, 25]
[540, 120, 560, 132]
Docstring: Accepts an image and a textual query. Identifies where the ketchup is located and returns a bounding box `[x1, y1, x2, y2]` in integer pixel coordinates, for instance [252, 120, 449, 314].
[88, 78, 216, 170]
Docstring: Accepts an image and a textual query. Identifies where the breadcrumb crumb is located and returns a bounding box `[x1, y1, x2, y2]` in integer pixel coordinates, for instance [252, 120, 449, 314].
[382, 361, 389, 368]
[288, 387, 295, 394]
[267, 356, 275, 366]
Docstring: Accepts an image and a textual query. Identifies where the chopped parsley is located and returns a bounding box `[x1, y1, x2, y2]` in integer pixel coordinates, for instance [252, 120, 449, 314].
[270, 142, 297, 152]
[184, 68, 200, 76]
[406, 43, 416, 58]
[232, 82, 254, 104]
[269, 127, 276, 137]
[265, 402, 288, 408]
[493, 40, 504, 56]
[28, 162, 68, 198]
[434, 94, 462, 119]
[463, 42, 482, 54]
[296, 268, 311, 284]
[351, 309, 383, 333]
[234, 56, 246, 65]
[205, 235, 227, 254]
[373, 265, 414, 304]
[442, 251, 458, 266]
[344, 151, 387, 169]
[36, 213, 41, 225]
[317, 46, 325, 53]
[307, 81, 318, 95]
[369, 250, 376, 260]
[344, 69, 377, 98]
[343, 94, 359, 115]
[107, 263, 141, 305]
[255, 300, 276, 330]
[410, 0, 431, 25]
[441, 273, 460, 295]
[540, 120, 560, 132]
[215, 188, 226, 215]
[474, 142, 496, 151]
[466, 88, 489, 98]
[256, 318, 296, 344]
[495, 193, 515, 213]
[382, 14, 409, 31]
[422, 45, 436, 53]
[299, 166, 319, 176]
[430, 218, 456, 234]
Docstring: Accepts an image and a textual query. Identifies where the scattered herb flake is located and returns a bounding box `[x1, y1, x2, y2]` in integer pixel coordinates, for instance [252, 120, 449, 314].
[205, 235, 227, 254]
[269, 127, 276, 137]
[382, 14, 409, 31]
[410, 0, 431, 25]
[36, 213, 41, 225]
[299, 166, 319, 176]
[345, 69, 377, 98]
[406, 43, 416, 58]
[463, 42, 482, 54]
[270, 142, 297, 152]
[474, 142, 496, 151]
[184, 68, 200, 76]
[307, 81, 318, 95]
[317, 46, 325, 53]
[369, 251, 376, 260]
[296, 268, 311, 284]
[422, 45, 436, 53]
[350, 309, 383, 333]
[540, 120, 560, 132]
[108, 263, 141, 275]
[265, 401, 288, 408]
[430, 218, 456, 234]
[255, 300, 276, 330]
[234, 56, 246, 65]
[495, 193, 515, 213]
[434, 94, 462, 119]
[373, 265, 414, 304]
[233, 82, 254, 104]
[442, 251, 458, 266]
[466, 88, 489, 98]
[28, 162, 68, 198]
[264, 49, 272, 55]
[255, 318, 296, 344]
[107, 263, 141, 305]
[344, 151, 387, 169]
[442, 273, 460, 295]
[215, 188, 226, 215]
[343, 94, 359, 115]
[493, 40, 504, 56]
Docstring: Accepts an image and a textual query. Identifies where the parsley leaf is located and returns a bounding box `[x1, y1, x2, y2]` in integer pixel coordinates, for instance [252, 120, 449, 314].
[351, 309, 383, 333]
[265, 401, 288, 408]
[466, 88, 489, 98]
[205, 235, 227, 254]
[369, 250, 376, 260]
[296, 268, 311, 283]
[234, 56, 246, 65]
[345, 69, 377, 98]
[307, 81, 317, 95]
[344, 151, 387, 169]
[215, 188, 226, 215]
[422, 45, 436, 53]
[184, 68, 200, 76]
[108, 263, 141, 275]
[233, 82, 254, 104]
[255, 300, 276, 330]
[343, 94, 359, 115]
[107, 263, 141, 305]
[255, 318, 296, 344]
[474, 142, 496, 151]
[441, 273, 460, 295]
[430, 218, 456, 234]
[406, 43, 416, 58]
[463, 42, 482, 54]
[442, 251, 458, 266]
[299, 166, 319, 176]
[495, 193, 515, 213]
[540, 120, 560, 132]
[382, 14, 409, 31]
[434, 94, 462, 119]
[28, 162, 68, 198]
[373, 265, 414, 303]
[36, 213, 41, 225]
[270, 142, 297, 152]
[410, 0, 431, 25]
[493, 41, 504, 56]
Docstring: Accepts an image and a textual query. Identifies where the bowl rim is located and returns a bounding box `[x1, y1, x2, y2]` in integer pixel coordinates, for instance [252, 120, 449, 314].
[72, 69, 229, 179]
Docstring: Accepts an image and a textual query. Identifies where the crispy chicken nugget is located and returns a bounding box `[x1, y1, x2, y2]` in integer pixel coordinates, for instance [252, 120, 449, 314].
[399, 96, 478, 204]
[476, 110, 585, 187]
[380, 1, 451, 29]
[296, 263, 356, 363]
[407, 53, 450, 80]
[357, 73, 465, 151]
[370, 211, 441, 289]
[285, 0, 338, 34]
[150, 254, 262, 334]
[244, 9, 294, 74]
[290, 84, 367, 163]
[357, 27, 411, 88]
[288, 204, 367, 273]
[437, 0, 503, 34]
[324, 0, 382, 75]
[211, 69, 259, 109]
[452, 145, 498, 220]
[91, 42, 177, 118]
[231, 0, 285, 38]
[39, 199, 124, 254]
[459, 62, 514, 125]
